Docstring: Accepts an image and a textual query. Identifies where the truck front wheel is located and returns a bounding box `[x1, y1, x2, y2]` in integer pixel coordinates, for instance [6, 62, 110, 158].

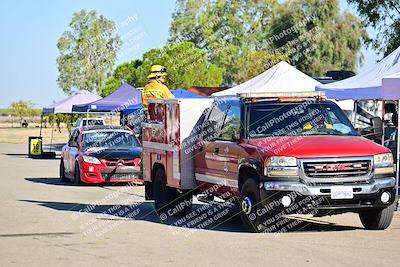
[240, 179, 264, 233]
[359, 204, 394, 230]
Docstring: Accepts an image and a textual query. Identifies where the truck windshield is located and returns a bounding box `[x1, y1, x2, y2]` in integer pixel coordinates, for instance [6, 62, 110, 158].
[82, 131, 139, 149]
[248, 101, 357, 138]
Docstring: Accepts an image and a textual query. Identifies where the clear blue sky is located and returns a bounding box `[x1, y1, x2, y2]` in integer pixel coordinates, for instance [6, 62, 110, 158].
[0, 0, 380, 108]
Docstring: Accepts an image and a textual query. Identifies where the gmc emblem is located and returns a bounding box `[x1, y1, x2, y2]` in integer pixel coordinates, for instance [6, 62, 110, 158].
[315, 163, 353, 172]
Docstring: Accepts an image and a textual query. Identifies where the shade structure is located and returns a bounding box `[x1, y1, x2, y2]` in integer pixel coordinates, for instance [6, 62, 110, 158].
[316, 46, 400, 100]
[171, 89, 204, 98]
[42, 90, 101, 114]
[121, 88, 205, 115]
[382, 71, 400, 100]
[213, 61, 321, 96]
[72, 83, 142, 112]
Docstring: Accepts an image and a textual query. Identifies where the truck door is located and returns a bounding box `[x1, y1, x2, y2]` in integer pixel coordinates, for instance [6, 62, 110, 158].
[195, 101, 242, 191]
[195, 101, 228, 178]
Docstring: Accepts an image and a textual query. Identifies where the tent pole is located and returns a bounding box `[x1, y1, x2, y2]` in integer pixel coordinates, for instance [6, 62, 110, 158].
[39, 113, 43, 137]
[382, 100, 385, 145]
[352, 100, 357, 127]
[397, 100, 400, 210]
[50, 120, 54, 152]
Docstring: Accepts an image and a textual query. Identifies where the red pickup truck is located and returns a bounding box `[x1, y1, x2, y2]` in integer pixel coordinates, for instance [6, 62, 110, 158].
[142, 93, 396, 232]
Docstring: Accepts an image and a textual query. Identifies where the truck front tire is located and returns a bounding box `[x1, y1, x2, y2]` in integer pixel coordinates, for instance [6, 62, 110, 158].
[240, 179, 264, 233]
[359, 204, 394, 230]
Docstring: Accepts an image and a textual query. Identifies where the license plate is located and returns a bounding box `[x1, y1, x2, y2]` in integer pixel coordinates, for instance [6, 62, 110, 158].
[330, 186, 353, 199]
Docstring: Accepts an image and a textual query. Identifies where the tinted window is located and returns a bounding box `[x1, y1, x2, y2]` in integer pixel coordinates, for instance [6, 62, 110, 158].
[248, 102, 357, 138]
[208, 101, 230, 125]
[219, 104, 241, 140]
[205, 100, 231, 138]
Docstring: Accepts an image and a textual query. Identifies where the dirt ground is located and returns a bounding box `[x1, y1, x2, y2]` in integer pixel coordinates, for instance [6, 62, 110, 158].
[0, 143, 399, 266]
[0, 127, 69, 144]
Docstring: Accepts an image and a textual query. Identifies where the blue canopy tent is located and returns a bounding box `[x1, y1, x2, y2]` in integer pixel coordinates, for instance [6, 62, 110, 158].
[121, 89, 204, 115]
[72, 83, 142, 113]
[171, 89, 205, 99]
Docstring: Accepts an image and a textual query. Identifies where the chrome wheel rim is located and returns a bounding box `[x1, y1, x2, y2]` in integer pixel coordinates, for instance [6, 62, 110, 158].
[242, 196, 253, 215]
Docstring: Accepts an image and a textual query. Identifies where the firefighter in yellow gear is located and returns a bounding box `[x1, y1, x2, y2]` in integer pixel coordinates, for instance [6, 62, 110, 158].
[142, 65, 174, 109]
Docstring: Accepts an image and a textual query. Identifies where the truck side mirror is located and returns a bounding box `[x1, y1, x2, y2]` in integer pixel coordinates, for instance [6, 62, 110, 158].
[68, 140, 78, 147]
[370, 116, 383, 140]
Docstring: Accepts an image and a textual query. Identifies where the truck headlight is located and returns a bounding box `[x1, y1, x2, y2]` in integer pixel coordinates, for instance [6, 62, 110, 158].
[83, 156, 101, 165]
[374, 153, 394, 175]
[265, 156, 298, 177]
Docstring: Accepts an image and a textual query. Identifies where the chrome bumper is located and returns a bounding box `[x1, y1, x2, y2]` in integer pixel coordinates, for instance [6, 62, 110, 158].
[263, 177, 395, 196]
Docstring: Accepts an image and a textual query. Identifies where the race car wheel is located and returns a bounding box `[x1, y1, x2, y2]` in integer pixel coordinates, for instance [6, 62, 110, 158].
[74, 163, 82, 185]
[59, 160, 68, 182]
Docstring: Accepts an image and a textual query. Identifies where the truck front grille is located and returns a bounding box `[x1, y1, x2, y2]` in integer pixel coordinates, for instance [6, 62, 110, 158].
[303, 160, 371, 179]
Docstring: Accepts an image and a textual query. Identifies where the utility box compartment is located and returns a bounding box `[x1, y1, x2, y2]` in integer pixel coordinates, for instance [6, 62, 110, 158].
[142, 98, 213, 189]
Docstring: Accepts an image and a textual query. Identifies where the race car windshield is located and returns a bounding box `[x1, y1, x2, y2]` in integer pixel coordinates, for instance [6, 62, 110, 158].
[81, 131, 139, 149]
[248, 102, 357, 138]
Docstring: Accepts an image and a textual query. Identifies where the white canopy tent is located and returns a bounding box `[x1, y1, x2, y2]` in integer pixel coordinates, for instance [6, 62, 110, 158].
[382, 72, 400, 99]
[42, 90, 101, 114]
[316, 47, 400, 100]
[317, 46, 400, 202]
[213, 61, 321, 96]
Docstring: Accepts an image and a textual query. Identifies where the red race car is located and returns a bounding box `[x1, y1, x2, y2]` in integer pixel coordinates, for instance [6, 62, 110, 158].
[60, 125, 143, 185]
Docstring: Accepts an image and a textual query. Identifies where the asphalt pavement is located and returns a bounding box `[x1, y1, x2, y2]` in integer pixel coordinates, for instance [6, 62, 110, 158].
[0, 143, 399, 266]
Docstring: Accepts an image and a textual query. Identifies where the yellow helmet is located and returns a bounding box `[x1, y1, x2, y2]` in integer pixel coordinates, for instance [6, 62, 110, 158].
[147, 65, 167, 79]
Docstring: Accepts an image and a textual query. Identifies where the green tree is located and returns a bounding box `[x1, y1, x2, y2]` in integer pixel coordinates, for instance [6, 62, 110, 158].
[234, 51, 290, 83]
[99, 77, 122, 97]
[269, 0, 367, 76]
[169, 0, 278, 84]
[99, 59, 142, 96]
[57, 10, 122, 94]
[348, 0, 400, 56]
[170, 0, 366, 80]
[9, 100, 34, 121]
[135, 42, 224, 88]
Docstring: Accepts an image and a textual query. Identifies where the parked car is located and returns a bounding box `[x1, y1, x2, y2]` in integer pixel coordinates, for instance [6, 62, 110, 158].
[73, 118, 105, 129]
[142, 93, 396, 232]
[60, 125, 142, 184]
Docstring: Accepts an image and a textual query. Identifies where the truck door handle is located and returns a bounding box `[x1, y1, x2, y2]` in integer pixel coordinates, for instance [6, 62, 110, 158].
[213, 147, 219, 154]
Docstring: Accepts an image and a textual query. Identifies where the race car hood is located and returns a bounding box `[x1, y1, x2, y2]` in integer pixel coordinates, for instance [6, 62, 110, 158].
[83, 147, 142, 160]
[246, 135, 390, 159]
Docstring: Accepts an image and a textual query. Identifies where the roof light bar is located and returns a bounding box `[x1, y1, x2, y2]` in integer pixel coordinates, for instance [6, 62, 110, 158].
[237, 91, 325, 98]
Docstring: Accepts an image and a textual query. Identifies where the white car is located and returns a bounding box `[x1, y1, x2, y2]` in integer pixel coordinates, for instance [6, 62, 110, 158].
[73, 118, 105, 129]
